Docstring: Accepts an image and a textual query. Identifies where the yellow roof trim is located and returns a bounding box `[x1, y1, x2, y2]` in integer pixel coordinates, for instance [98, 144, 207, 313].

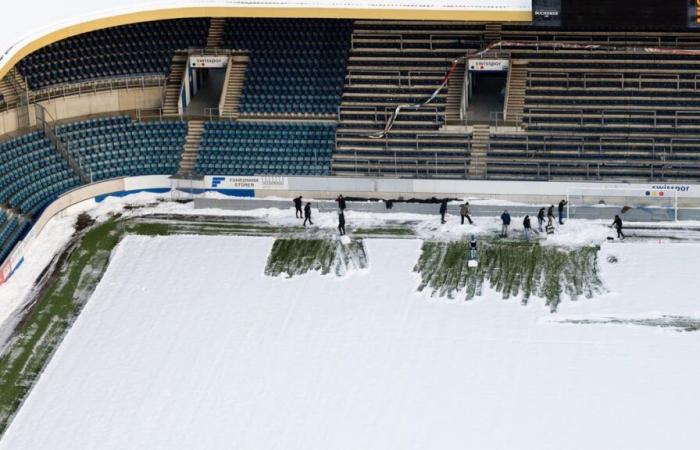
[0, 6, 530, 81]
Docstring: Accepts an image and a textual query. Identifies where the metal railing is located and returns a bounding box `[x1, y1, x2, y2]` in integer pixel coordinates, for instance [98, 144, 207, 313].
[505, 32, 700, 49]
[341, 155, 470, 179]
[31, 75, 166, 103]
[526, 108, 700, 129]
[347, 68, 447, 89]
[528, 71, 700, 92]
[35, 104, 89, 184]
[337, 104, 443, 126]
[350, 33, 484, 52]
[485, 160, 694, 182]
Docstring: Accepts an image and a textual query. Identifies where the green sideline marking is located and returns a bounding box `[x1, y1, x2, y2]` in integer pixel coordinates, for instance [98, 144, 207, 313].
[414, 240, 604, 312]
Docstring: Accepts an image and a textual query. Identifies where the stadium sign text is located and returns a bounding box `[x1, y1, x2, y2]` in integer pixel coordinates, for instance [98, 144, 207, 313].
[651, 184, 691, 193]
[468, 59, 509, 72]
[189, 56, 229, 68]
[208, 176, 288, 191]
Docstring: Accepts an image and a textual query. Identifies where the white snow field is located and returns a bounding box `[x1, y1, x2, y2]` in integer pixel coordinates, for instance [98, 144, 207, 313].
[1, 235, 700, 450]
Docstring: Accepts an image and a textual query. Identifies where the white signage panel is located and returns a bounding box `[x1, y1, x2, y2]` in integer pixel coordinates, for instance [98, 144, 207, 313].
[208, 176, 289, 191]
[468, 59, 510, 71]
[189, 56, 229, 68]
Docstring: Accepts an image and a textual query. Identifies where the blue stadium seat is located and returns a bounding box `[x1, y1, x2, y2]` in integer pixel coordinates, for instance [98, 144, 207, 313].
[222, 19, 352, 115]
[196, 121, 336, 176]
[17, 19, 209, 90]
[57, 116, 188, 182]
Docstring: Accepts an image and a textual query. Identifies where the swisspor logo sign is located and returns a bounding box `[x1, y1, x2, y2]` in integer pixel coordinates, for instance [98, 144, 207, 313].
[468, 59, 509, 72]
[189, 56, 229, 68]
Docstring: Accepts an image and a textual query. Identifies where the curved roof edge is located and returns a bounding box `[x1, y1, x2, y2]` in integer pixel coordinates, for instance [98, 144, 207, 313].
[0, 4, 531, 81]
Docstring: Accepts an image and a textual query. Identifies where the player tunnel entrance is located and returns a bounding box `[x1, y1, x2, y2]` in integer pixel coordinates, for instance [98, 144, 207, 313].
[464, 58, 509, 124]
[181, 55, 229, 117]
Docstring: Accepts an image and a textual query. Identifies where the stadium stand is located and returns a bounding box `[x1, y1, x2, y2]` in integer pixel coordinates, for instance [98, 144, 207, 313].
[0, 213, 26, 265]
[16, 19, 209, 90]
[57, 116, 188, 182]
[332, 21, 478, 177]
[481, 29, 700, 181]
[0, 132, 81, 216]
[222, 19, 353, 115]
[196, 121, 336, 176]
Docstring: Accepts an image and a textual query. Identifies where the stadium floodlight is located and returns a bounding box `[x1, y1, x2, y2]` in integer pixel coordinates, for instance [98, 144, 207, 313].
[566, 186, 678, 222]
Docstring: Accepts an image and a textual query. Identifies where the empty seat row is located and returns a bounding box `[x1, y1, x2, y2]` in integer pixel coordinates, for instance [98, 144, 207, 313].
[17, 19, 209, 89]
[57, 116, 187, 182]
[223, 19, 353, 115]
[197, 121, 336, 176]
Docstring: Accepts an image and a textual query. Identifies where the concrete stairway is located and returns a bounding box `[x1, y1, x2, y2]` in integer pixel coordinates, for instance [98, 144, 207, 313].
[9, 68, 28, 93]
[206, 18, 226, 51]
[0, 76, 18, 105]
[177, 120, 204, 175]
[220, 55, 248, 119]
[445, 62, 466, 125]
[468, 124, 489, 178]
[162, 53, 188, 117]
[504, 61, 527, 124]
[484, 23, 502, 43]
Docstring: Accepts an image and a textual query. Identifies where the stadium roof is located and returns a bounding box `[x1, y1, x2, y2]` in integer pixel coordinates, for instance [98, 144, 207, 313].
[0, 0, 531, 80]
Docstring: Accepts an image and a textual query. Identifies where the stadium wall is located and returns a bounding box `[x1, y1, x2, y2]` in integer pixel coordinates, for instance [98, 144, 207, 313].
[203, 175, 700, 205]
[0, 87, 163, 136]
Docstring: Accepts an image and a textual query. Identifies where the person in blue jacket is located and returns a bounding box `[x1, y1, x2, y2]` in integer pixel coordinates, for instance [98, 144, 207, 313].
[500, 209, 511, 237]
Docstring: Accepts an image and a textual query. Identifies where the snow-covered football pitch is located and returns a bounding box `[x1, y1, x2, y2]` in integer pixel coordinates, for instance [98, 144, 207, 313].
[1, 231, 699, 450]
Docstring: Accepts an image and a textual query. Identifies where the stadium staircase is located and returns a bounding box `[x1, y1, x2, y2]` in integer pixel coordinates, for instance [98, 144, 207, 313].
[206, 18, 226, 51]
[163, 53, 187, 117]
[469, 124, 489, 178]
[220, 55, 248, 119]
[333, 20, 480, 178]
[445, 62, 466, 125]
[178, 120, 204, 175]
[9, 68, 28, 94]
[0, 76, 19, 106]
[504, 61, 527, 124]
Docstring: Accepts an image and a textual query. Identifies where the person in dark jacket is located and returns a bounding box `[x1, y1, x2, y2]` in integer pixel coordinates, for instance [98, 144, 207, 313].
[303, 202, 313, 227]
[293, 196, 303, 219]
[439, 198, 448, 224]
[537, 207, 545, 232]
[558, 199, 568, 225]
[501, 209, 511, 237]
[523, 215, 532, 241]
[336, 194, 347, 212]
[460, 202, 473, 225]
[612, 215, 624, 239]
[338, 210, 346, 236]
[547, 204, 555, 222]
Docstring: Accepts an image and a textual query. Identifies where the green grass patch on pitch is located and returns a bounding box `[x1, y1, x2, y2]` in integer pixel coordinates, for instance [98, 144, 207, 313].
[414, 239, 603, 312]
[265, 238, 368, 278]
